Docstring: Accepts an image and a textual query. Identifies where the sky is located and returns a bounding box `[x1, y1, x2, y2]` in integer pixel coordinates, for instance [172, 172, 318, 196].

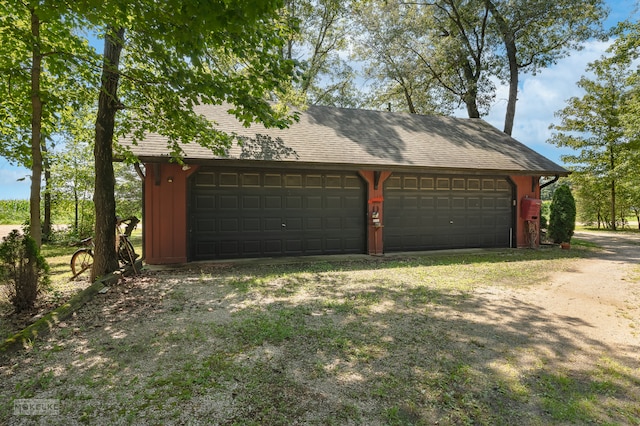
[0, 1, 637, 200]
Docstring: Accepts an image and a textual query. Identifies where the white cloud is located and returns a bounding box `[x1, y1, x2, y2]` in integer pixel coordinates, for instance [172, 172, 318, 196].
[481, 39, 614, 165]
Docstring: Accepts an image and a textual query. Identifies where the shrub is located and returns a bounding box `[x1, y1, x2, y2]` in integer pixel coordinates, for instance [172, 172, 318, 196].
[540, 201, 551, 230]
[548, 184, 576, 244]
[0, 231, 50, 312]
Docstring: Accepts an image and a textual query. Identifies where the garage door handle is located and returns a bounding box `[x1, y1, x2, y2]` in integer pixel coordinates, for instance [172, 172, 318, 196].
[282, 223, 286, 228]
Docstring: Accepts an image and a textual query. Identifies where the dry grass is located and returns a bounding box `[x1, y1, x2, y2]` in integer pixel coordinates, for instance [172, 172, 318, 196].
[1, 246, 639, 425]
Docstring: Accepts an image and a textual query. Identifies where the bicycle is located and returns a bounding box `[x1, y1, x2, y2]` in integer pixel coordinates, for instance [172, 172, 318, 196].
[70, 216, 140, 280]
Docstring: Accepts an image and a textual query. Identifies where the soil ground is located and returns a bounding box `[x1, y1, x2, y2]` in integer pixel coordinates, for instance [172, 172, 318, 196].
[1, 228, 639, 424]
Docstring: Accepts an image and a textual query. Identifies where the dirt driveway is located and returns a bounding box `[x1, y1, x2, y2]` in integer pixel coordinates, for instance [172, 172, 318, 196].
[1, 230, 639, 424]
[479, 230, 640, 362]
[0, 224, 22, 240]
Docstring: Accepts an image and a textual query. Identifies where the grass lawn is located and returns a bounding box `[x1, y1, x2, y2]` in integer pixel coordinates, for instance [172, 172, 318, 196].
[2, 239, 639, 425]
[0, 230, 143, 341]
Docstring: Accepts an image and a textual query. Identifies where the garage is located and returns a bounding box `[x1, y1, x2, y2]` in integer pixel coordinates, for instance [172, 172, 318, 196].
[127, 104, 568, 264]
[188, 168, 366, 260]
[384, 174, 514, 251]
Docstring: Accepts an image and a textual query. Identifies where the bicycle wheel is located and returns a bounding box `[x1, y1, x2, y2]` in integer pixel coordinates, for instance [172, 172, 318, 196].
[118, 237, 137, 265]
[70, 249, 93, 279]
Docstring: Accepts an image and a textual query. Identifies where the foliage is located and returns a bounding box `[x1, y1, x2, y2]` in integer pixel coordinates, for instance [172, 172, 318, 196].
[540, 201, 550, 230]
[354, 0, 489, 115]
[0, 200, 29, 224]
[607, 20, 640, 143]
[548, 184, 576, 243]
[549, 45, 635, 230]
[570, 172, 612, 228]
[353, 0, 606, 132]
[0, 1, 99, 246]
[484, 0, 607, 134]
[0, 230, 50, 312]
[284, 0, 363, 107]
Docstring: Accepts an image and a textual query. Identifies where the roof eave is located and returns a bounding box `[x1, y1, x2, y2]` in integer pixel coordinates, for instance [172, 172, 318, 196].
[134, 156, 570, 177]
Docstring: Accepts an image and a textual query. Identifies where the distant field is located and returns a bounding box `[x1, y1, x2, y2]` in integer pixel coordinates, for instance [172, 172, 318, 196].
[0, 200, 28, 224]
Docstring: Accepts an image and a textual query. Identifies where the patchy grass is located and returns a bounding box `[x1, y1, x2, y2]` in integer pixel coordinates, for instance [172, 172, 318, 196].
[1, 243, 639, 424]
[0, 231, 143, 341]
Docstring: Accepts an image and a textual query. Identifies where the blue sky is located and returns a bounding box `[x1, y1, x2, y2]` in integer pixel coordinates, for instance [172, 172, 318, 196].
[0, 0, 637, 200]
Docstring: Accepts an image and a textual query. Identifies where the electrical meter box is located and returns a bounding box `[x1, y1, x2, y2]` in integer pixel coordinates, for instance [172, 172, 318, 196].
[520, 198, 541, 220]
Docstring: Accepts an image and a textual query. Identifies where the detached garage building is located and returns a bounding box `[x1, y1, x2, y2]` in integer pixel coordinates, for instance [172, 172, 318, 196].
[124, 104, 568, 265]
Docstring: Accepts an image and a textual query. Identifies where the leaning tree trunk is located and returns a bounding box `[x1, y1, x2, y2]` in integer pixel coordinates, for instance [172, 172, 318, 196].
[461, 60, 481, 119]
[91, 26, 125, 282]
[42, 140, 52, 242]
[485, 0, 517, 136]
[29, 10, 43, 247]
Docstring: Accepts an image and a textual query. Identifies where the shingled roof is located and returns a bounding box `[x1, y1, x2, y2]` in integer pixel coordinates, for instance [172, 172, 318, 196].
[124, 103, 568, 176]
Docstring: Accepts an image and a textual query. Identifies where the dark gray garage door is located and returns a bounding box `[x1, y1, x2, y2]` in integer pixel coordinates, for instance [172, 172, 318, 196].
[384, 174, 513, 251]
[189, 168, 366, 260]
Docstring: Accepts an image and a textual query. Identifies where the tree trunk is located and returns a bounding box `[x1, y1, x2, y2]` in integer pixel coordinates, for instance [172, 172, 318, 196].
[484, 0, 517, 135]
[74, 187, 79, 232]
[29, 10, 43, 247]
[610, 179, 616, 231]
[42, 140, 52, 242]
[402, 85, 416, 114]
[503, 50, 518, 135]
[91, 26, 125, 282]
[461, 61, 481, 118]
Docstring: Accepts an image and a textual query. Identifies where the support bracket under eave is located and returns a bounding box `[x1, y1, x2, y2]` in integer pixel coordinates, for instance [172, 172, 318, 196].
[374, 171, 381, 190]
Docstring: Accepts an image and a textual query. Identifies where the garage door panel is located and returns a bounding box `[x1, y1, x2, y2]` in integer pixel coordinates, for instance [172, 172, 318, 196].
[325, 217, 341, 229]
[196, 219, 216, 232]
[306, 217, 322, 230]
[306, 239, 322, 252]
[264, 240, 283, 254]
[385, 174, 512, 251]
[468, 198, 481, 209]
[264, 217, 282, 231]
[242, 195, 260, 209]
[344, 238, 364, 252]
[326, 196, 342, 209]
[345, 216, 363, 230]
[286, 196, 303, 208]
[242, 218, 261, 232]
[220, 218, 239, 232]
[265, 196, 282, 209]
[220, 195, 238, 209]
[437, 198, 449, 208]
[496, 196, 511, 209]
[344, 195, 362, 209]
[325, 238, 342, 251]
[190, 169, 365, 259]
[420, 197, 435, 209]
[452, 198, 466, 209]
[307, 196, 322, 209]
[284, 217, 303, 230]
[243, 241, 261, 256]
[195, 195, 215, 209]
[285, 239, 303, 253]
[219, 240, 239, 256]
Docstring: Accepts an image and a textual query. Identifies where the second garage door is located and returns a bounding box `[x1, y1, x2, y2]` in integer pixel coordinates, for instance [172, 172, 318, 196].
[189, 168, 366, 260]
[384, 174, 514, 251]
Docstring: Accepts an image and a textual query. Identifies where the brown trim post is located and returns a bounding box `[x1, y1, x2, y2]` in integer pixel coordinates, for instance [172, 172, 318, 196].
[359, 170, 392, 255]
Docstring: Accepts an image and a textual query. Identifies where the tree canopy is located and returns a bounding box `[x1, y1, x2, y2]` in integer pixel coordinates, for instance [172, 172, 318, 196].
[548, 21, 639, 229]
[68, 0, 300, 279]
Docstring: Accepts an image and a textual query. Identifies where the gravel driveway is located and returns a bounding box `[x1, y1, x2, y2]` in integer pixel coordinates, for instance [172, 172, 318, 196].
[0, 225, 22, 240]
[1, 228, 638, 424]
